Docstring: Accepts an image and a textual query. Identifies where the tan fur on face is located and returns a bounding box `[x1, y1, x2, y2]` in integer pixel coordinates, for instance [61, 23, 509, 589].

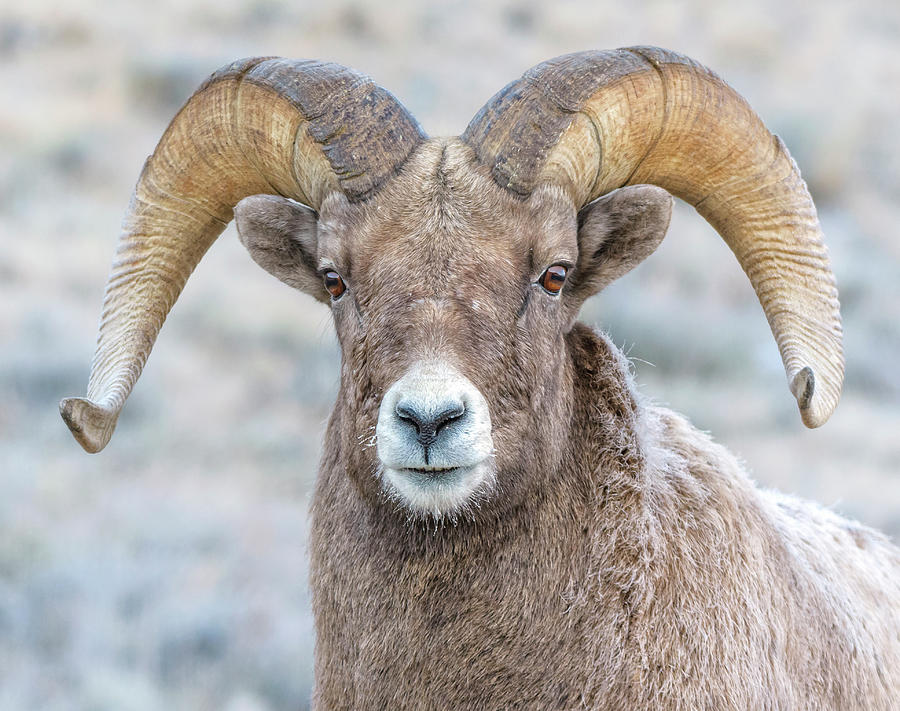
[311, 140, 581, 517]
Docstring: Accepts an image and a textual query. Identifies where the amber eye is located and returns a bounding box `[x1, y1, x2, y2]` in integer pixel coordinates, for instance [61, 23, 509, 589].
[539, 264, 568, 294]
[323, 270, 346, 299]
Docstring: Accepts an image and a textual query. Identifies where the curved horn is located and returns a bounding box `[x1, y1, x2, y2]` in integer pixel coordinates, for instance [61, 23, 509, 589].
[462, 46, 843, 428]
[61, 57, 425, 452]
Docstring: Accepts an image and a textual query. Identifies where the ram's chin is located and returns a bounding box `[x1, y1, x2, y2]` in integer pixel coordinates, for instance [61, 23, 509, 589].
[380, 462, 495, 520]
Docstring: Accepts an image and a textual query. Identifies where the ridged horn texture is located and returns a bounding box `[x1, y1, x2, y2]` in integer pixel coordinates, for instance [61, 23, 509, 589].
[462, 46, 843, 428]
[60, 57, 425, 453]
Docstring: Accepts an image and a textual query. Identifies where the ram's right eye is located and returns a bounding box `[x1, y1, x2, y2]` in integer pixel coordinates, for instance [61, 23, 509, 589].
[323, 270, 346, 299]
[539, 264, 568, 295]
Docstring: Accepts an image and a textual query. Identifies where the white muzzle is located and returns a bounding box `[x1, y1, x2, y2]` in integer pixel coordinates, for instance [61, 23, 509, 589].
[376, 360, 494, 517]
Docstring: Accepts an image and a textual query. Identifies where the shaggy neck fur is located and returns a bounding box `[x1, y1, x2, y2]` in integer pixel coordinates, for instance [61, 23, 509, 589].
[309, 324, 899, 710]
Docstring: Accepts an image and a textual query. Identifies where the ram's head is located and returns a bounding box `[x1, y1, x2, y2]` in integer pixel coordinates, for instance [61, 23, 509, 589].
[61, 49, 843, 518]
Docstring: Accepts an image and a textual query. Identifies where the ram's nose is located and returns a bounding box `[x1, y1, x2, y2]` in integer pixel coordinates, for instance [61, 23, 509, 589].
[376, 360, 493, 470]
[375, 360, 494, 515]
[395, 399, 466, 450]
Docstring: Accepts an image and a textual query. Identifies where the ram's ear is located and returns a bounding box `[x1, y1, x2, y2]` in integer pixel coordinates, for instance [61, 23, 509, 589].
[234, 194, 328, 303]
[568, 185, 673, 302]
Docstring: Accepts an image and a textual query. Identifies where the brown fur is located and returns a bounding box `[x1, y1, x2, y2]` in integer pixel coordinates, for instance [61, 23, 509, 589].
[235, 139, 900, 709]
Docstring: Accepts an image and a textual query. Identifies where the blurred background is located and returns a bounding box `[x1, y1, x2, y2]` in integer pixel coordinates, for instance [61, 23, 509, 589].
[1, 1, 898, 709]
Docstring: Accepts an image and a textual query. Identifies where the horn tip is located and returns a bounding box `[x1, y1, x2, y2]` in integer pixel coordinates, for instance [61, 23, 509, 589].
[791, 366, 833, 429]
[59, 397, 118, 453]
[791, 366, 815, 409]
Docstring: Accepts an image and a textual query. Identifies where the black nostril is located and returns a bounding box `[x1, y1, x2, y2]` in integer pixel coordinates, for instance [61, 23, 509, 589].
[395, 404, 422, 434]
[432, 404, 465, 434]
[395, 401, 465, 447]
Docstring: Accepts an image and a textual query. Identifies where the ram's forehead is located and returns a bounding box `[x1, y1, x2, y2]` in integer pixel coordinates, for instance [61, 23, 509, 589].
[340, 138, 574, 265]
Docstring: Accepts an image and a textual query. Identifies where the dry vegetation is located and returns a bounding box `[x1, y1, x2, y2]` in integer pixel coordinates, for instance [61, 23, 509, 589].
[1, 1, 898, 709]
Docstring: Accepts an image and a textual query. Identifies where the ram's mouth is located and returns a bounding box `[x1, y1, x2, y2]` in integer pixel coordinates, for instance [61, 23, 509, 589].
[401, 465, 464, 480]
[381, 461, 495, 517]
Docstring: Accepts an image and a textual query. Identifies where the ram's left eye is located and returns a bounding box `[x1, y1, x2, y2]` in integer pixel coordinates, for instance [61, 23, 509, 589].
[539, 264, 568, 294]
[323, 270, 346, 299]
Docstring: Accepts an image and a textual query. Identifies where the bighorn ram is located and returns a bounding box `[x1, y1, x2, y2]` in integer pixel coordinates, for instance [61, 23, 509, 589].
[61, 48, 899, 708]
